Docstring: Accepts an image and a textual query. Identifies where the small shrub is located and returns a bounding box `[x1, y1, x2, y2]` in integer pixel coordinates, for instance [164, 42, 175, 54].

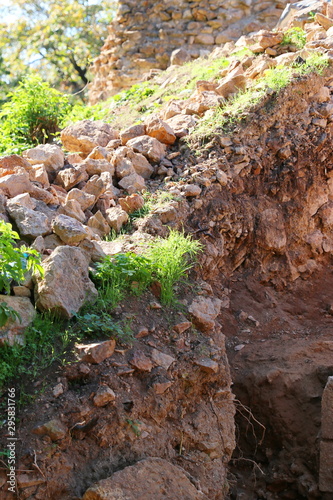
[74, 312, 134, 344]
[0, 74, 70, 154]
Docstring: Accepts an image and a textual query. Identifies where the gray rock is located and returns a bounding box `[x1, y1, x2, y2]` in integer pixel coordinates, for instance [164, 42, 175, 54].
[7, 203, 51, 238]
[52, 214, 87, 245]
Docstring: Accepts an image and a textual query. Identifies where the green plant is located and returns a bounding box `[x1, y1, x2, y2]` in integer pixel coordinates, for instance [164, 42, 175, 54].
[113, 83, 158, 107]
[148, 230, 203, 305]
[282, 27, 306, 49]
[0, 74, 70, 154]
[126, 418, 141, 436]
[0, 302, 21, 328]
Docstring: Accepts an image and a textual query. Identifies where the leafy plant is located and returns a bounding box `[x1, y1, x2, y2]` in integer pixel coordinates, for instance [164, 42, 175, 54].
[282, 27, 306, 49]
[126, 418, 141, 436]
[94, 231, 202, 307]
[0, 74, 70, 154]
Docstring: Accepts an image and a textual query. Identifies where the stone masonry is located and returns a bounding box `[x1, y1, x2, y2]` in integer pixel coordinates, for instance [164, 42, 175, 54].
[89, 0, 289, 103]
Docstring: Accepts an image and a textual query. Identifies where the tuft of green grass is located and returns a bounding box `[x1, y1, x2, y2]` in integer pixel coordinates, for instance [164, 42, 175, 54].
[94, 230, 202, 307]
[93, 252, 153, 307]
[147, 230, 203, 306]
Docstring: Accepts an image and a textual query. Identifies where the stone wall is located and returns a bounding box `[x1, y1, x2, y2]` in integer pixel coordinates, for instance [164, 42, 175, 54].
[89, 0, 289, 103]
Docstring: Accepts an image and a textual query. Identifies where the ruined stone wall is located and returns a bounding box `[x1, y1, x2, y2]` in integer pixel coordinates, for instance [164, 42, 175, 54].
[89, 0, 289, 103]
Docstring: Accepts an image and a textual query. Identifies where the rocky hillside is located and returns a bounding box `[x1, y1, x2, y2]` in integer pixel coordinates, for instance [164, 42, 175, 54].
[1, 4, 333, 499]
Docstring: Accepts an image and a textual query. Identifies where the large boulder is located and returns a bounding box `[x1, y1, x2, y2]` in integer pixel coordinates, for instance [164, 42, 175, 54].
[145, 115, 176, 145]
[54, 165, 88, 191]
[188, 296, 222, 333]
[82, 457, 208, 500]
[105, 206, 129, 232]
[0, 154, 32, 173]
[61, 120, 119, 154]
[118, 173, 146, 194]
[35, 246, 98, 318]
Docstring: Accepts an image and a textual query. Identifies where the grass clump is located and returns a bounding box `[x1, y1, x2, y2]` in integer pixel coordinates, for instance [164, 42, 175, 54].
[0, 313, 68, 392]
[0, 308, 133, 394]
[94, 252, 153, 307]
[148, 230, 203, 306]
[0, 74, 70, 154]
[93, 230, 202, 307]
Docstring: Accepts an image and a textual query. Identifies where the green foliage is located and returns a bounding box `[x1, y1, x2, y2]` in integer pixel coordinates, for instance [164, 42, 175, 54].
[147, 230, 203, 305]
[0, 220, 43, 293]
[94, 231, 202, 307]
[94, 252, 153, 307]
[282, 27, 306, 49]
[113, 84, 158, 107]
[74, 312, 134, 344]
[0, 0, 116, 93]
[0, 74, 70, 154]
[126, 418, 142, 436]
[0, 313, 67, 391]
[62, 99, 110, 126]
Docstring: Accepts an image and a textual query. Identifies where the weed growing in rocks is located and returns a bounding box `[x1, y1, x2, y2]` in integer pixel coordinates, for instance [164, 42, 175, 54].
[94, 252, 153, 307]
[0, 313, 67, 392]
[74, 311, 135, 345]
